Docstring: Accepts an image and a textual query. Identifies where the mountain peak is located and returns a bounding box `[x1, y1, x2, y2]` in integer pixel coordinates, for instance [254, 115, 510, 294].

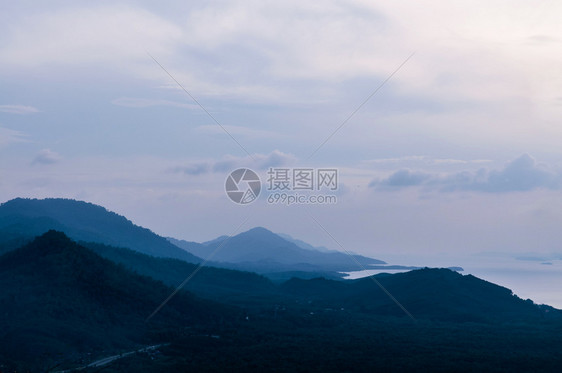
[241, 226, 276, 236]
[0, 230, 223, 370]
[32, 229, 73, 247]
[2, 197, 115, 218]
[37, 228, 69, 239]
[181, 226, 385, 272]
[0, 197, 203, 263]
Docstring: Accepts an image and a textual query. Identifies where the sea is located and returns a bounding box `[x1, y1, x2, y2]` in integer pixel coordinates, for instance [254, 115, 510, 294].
[343, 253, 562, 309]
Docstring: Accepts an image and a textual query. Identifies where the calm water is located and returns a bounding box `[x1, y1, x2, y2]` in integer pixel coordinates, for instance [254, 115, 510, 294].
[343, 255, 562, 309]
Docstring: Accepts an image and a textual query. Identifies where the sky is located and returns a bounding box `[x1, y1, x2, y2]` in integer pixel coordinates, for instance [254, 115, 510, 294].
[1, 0, 562, 262]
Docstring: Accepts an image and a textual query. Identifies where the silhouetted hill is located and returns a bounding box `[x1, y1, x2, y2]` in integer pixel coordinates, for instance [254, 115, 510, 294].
[170, 227, 385, 273]
[0, 231, 229, 371]
[277, 232, 332, 252]
[201, 235, 229, 246]
[2, 231, 562, 371]
[0, 198, 202, 263]
[81, 241, 277, 306]
[94, 269, 562, 372]
[281, 268, 560, 323]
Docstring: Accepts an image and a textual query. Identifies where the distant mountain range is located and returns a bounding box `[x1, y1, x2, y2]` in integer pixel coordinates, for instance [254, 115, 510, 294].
[169, 227, 386, 274]
[82, 240, 277, 305]
[0, 198, 389, 275]
[276, 232, 333, 252]
[0, 198, 202, 263]
[80, 236, 559, 322]
[1, 198, 562, 371]
[1, 230, 559, 370]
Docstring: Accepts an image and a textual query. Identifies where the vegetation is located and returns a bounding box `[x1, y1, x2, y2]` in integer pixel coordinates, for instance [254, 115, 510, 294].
[0, 198, 202, 262]
[1, 198, 562, 371]
[0, 231, 231, 372]
[97, 313, 562, 372]
[81, 241, 278, 306]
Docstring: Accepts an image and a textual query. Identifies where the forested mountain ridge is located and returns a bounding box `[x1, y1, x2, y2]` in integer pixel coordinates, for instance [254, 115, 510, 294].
[0, 198, 202, 262]
[0, 230, 231, 371]
[170, 226, 386, 273]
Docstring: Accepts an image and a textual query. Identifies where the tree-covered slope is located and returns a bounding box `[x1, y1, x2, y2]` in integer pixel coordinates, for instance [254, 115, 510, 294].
[0, 231, 230, 371]
[0, 198, 202, 262]
[281, 268, 559, 322]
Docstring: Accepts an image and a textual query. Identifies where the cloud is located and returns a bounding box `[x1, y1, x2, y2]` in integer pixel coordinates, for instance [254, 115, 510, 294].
[0, 105, 39, 114]
[462, 154, 558, 193]
[0, 6, 182, 69]
[0, 127, 27, 146]
[2, 0, 561, 125]
[195, 125, 282, 140]
[363, 156, 492, 165]
[363, 156, 428, 164]
[527, 35, 562, 44]
[371, 169, 431, 188]
[433, 158, 491, 165]
[31, 149, 62, 165]
[256, 150, 297, 170]
[177, 163, 210, 176]
[111, 97, 197, 109]
[0, 127, 26, 143]
[173, 150, 297, 176]
[371, 154, 561, 193]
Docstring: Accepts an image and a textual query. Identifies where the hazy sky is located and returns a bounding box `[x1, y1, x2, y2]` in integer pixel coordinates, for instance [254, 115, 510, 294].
[1, 1, 562, 260]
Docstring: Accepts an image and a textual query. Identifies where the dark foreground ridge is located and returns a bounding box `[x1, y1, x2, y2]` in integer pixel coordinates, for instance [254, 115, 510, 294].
[0, 197, 389, 276]
[0, 231, 230, 371]
[1, 199, 562, 372]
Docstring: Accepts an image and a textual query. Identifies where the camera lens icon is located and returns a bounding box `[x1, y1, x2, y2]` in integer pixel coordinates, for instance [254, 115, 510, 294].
[225, 168, 261, 204]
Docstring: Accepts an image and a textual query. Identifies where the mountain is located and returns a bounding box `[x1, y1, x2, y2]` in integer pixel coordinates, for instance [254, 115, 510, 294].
[277, 232, 333, 252]
[201, 235, 229, 246]
[81, 241, 277, 306]
[0, 231, 229, 371]
[169, 227, 385, 274]
[0, 198, 202, 263]
[2, 228, 562, 371]
[83, 267, 562, 372]
[0, 198, 385, 276]
[281, 267, 560, 323]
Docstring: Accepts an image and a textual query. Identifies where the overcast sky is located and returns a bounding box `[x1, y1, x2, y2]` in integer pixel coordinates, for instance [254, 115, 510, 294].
[1, 0, 562, 261]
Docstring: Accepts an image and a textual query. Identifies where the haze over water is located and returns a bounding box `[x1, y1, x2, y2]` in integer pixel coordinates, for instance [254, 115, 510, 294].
[345, 254, 562, 309]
